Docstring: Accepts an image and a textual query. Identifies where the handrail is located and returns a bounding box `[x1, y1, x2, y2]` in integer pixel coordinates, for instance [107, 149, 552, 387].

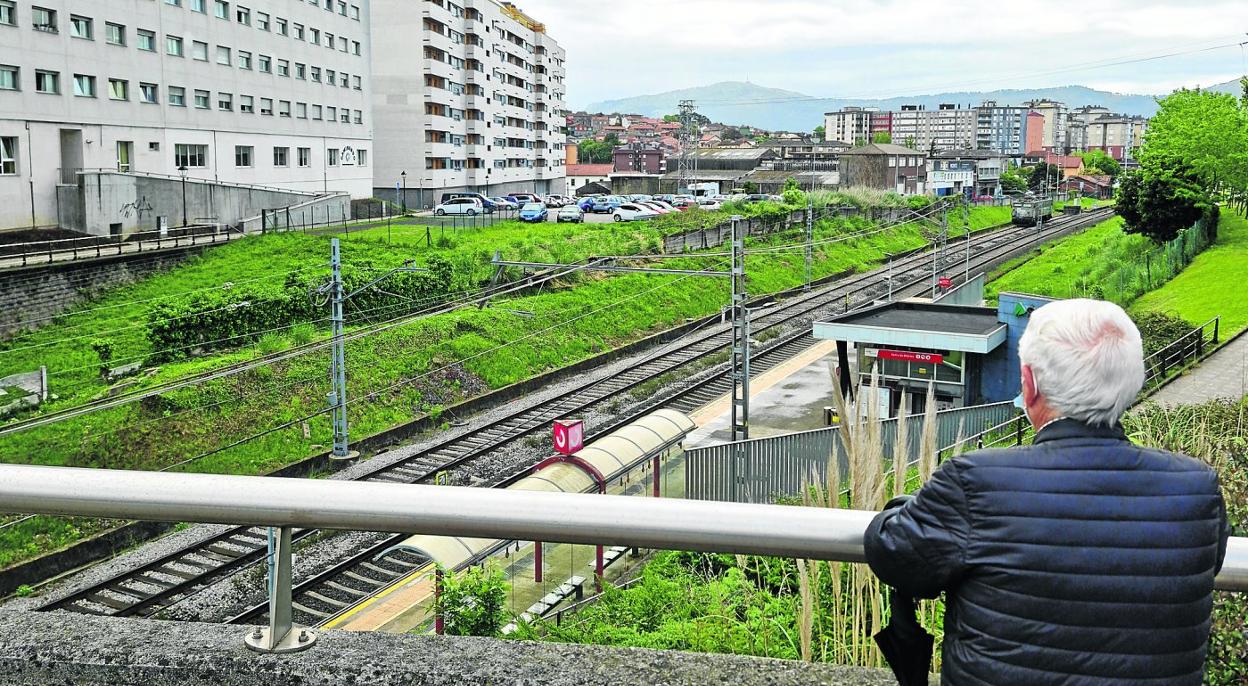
[2, 464, 1243, 653]
[60, 167, 321, 196]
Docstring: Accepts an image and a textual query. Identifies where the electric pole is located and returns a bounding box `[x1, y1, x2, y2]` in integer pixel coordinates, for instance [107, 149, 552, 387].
[677, 100, 697, 194]
[963, 199, 971, 283]
[328, 238, 352, 460]
[730, 215, 750, 443]
[804, 197, 814, 292]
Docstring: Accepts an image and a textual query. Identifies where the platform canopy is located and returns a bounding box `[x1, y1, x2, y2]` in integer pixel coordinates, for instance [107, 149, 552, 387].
[379, 409, 696, 570]
[814, 300, 1007, 354]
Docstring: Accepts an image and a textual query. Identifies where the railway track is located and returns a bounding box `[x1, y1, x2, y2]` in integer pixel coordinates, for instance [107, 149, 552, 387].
[38, 208, 1113, 623]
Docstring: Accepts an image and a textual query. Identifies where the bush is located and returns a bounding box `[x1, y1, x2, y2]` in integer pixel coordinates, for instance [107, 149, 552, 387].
[436, 565, 509, 637]
[1132, 311, 1195, 358]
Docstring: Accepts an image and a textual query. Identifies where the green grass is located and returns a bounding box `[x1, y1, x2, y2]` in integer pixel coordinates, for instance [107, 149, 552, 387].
[1131, 211, 1248, 337]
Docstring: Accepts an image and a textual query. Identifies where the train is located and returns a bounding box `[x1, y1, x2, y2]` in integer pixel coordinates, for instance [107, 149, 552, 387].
[1012, 194, 1054, 227]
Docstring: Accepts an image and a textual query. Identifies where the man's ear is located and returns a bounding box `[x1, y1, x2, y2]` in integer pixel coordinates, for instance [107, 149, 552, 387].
[1021, 364, 1040, 406]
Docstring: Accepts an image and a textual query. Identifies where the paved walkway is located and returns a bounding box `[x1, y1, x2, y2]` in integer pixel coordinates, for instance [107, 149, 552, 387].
[1150, 332, 1248, 407]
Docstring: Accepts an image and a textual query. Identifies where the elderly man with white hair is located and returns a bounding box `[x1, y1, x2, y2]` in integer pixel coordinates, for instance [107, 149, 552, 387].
[864, 299, 1231, 685]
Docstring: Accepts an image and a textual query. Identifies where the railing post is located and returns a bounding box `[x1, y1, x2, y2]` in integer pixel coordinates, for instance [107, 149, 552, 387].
[533, 540, 543, 583]
[244, 525, 316, 654]
[1214, 317, 1220, 345]
[1015, 415, 1024, 446]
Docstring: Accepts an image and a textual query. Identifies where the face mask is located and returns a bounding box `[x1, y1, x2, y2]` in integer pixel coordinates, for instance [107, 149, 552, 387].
[1013, 393, 1031, 424]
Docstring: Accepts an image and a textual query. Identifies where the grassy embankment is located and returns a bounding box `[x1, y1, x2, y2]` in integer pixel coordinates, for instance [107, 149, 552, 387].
[0, 203, 1013, 567]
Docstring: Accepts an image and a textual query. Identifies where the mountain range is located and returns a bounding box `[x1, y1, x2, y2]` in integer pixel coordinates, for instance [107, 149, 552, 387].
[584, 79, 1243, 133]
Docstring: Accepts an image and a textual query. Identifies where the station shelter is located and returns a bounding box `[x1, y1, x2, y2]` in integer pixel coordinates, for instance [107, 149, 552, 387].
[813, 289, 1054, 417]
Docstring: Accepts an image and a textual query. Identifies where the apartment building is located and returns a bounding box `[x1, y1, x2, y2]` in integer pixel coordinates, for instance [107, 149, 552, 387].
[370, 0, 567, 207]
[1022, 99, 1068, 153]
[974, 101, 1029, 157]
[0, 0, 373, 231]
[1076, 106, 1147, 162]
[823, 107, 876, 146]
[890, 104, 975, 153]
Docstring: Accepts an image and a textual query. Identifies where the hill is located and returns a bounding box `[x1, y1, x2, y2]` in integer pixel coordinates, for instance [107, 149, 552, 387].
[584, 79, 1245, 133]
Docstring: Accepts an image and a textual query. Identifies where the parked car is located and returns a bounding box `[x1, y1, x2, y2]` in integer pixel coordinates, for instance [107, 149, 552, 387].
[519, 202, 548, 223]
[670, 198, 697, 211]
[557, 205, 585, 223]
[650, 200, 677, 212]
[640, 201, 673, 214]
[613, 203, 659, 222]
[696, 198, 723, 210]
[434, 198, 483, 216]
[509, 193, 541, 205]
[440, 192, 496, 212]
[491, 196, 520, 210]
[591, 196, 627, 214]
[542, 195, 566, 208]
[577, 196, 599, 212]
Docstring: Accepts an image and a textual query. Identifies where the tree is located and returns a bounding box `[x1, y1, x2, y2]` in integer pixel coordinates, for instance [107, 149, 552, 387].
[814, 125, 826, 141]
[1080, 149, 1121, 179]
[722, 126, 745, 143]
[1139, 89, 1248, 193]
[1115, 162, 1207, 244]
[1000, 166, 1029, 194]
[871, 131, 892, 144]
[742, 181, 759, 194]
[577, 133, 621, 164]
[436, 566, 509, 637]
[1028, 163, 1061, 192]
[663, 114, 680, 123]
[903, 136, 916, 150]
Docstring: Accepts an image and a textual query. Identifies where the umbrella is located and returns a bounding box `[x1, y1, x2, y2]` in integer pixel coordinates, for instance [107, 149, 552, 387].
[874, 589, 935, 686]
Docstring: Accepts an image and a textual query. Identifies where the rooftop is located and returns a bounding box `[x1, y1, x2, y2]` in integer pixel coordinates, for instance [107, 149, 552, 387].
[567, 164, 614, 176]
[687, 147, 777, 161]
[840, 143, 927, 157]
[814, 300, 1008, 354]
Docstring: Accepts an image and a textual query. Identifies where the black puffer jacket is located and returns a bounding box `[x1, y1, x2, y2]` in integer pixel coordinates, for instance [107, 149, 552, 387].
[864, 419, 1231, 685]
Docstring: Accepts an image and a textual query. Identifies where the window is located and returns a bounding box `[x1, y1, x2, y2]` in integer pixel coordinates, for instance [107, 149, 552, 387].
[139, 83, 158, 103]
[297, 147, 310, 167]
[32, 7, 56, 32]
[258, 55, 270, 72]
[326, 69, 335, 85]
[193, 89, 209, 108]
[338, 36, 347, 52]
[69, 14, 92, 39]
[235, 6, 249, 24]
[295, 63, 306, 79]
[327, 148, 338, 166]
[276, 59, 289, 77]
[275, 18, 287, 35]
[338, 72, 348, 88]
[217, 46, 230, 64]
[234, 145, 252, 167]
[214, 1, 228, 19]
[340, 107, 350, 123]
[168, 86, 185, 106]
[352, 75, 361, 90]
[108, 78, 128, 100]
[353, 110, 362, 124]
[356, 149, 367, 166]
[165, 0, 180, 6]
[191, 0, 206, 12]
[105, 22, 124, 45]
[337, 1, 347, 16]
[0, 65, 15, 91]
[295, 102, 307, 118]
[326, 106, 337, 122]
[239, 94, 253, 113]
[73, 74, 96, 97]
[166, 35, 183, 56]
[0, 136, 17, 175]
[192, 40, 208, 60]
[217, 92, 232, 110]
[137, 29, 155, 51]
[259, 97, 272, 115]
[237, 51, 252, 69]
[34, 70, 58, 94]
[0, 1, 14, 27]
[310, 66, 321, 82]
[311, 104, 322, 120]
[350, 5, 360, 20]
[352, 41, 361, 56]
[272, 146, 288, 166]
[278, 100, 290, 117]
[174, 143, 207, 168]
[256, 12, 269, 30]
[309, 28, 319, 45]
[292, 23, 303, 40]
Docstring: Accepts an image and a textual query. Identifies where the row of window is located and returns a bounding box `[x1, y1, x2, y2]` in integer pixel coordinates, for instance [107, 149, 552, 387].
[0, 66, 364, 124]
[174, 143, 366, 169]
[2, 1, 363, 55]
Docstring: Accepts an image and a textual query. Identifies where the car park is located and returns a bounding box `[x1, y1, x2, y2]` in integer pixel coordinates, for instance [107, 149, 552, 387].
[439, 192, 496, 212]
[577, 196, 598, 212]
[491, 197, 520, 210]
[509, 193, 541, 205]
[696, 198, 723, 210]
[670, 198, 697, 211]
[434, 198, 483, 216]
[557, 205, 585, 223]
[543, 195, 566, 208]
[591, 195, 627, 213]
[519, 202, 548, 223]
[613, 203, 659, 222]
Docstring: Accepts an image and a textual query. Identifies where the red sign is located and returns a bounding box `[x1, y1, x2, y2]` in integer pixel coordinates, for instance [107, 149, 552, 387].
[938, 276, 953, 289]
[877, 350, 944, 364]
[553, 419, 584, 456]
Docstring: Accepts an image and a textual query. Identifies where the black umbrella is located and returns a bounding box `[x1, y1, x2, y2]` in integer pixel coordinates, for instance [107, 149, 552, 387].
[874, 589, 935, 686]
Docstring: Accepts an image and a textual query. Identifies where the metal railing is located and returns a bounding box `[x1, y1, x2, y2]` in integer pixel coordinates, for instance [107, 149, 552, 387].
[0, 223, 246, 267]
[57, 168, 322, 197]
[1142, 317, 1220, 390]
[5, 463, 1242, 655]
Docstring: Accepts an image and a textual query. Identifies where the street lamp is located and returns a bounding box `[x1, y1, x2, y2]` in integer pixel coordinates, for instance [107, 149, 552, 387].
[400, 170, 407, 214]
[177, 165, 188, 228]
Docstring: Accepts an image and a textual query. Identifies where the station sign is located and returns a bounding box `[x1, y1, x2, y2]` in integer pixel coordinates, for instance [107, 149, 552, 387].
[553, 419, 584, 456]
[874, 349, 944, 364]
[938, 276, 953, 289]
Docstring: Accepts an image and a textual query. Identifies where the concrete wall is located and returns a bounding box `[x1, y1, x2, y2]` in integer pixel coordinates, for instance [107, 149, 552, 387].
[62, 172, 325, 237]
[0, 249, 200, 339]
[0, 611, 914, 686]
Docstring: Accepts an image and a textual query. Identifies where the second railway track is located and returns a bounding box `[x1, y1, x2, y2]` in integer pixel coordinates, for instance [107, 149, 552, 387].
[38, 208, 1113, 622]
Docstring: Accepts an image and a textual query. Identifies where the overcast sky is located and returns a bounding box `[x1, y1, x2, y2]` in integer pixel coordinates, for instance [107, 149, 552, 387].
[515, 0, 1248, 108]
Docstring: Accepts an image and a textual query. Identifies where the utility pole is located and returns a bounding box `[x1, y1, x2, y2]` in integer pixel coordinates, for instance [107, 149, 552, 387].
[963, 199, 971, 283]
[803, 196, 814, 292]
[328, 239, 353, 461]
[677, 100, 697, 194]
[730, 215, 750, 443]
[931, 202, 947, 299]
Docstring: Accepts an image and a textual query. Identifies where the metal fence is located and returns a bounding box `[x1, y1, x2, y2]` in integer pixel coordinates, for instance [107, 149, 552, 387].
[1142, 317, 1220, 391]
[686, 401, 1016, 504]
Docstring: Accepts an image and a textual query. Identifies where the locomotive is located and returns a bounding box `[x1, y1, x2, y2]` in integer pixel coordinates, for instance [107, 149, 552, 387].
[1012, 193, 1054, 227]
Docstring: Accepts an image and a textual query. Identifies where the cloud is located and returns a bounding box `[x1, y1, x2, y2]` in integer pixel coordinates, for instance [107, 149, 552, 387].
[514, 0, 1248, 106]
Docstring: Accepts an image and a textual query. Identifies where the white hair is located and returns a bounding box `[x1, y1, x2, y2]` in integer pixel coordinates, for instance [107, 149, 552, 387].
[1018, 299, 1145, 427]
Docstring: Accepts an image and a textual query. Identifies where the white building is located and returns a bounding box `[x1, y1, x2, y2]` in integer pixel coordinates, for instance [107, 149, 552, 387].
[823, 107, 876, 146]
[370, 0, 567, 208]
[891, 104, 975, 153]
[0, 0, 374, 232]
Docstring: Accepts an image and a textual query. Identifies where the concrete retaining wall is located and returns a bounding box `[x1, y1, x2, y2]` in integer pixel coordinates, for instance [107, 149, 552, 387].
[0, 611, 916, 686]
